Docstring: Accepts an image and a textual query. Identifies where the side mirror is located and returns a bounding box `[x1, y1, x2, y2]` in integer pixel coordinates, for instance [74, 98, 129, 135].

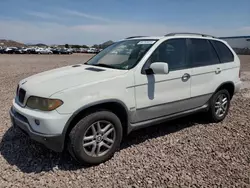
[147, 62, 169, 74]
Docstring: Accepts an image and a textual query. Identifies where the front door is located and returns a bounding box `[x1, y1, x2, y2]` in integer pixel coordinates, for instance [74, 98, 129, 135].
[133, 38, 192, 123]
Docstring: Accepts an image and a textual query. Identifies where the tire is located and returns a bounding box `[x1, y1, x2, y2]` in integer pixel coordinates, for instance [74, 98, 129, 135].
[68, 110, 123, 165]
[208, 89, 231, 123]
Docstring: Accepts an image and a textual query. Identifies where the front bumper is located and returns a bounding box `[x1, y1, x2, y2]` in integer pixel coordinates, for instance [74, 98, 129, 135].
[9, 106, 65, 152]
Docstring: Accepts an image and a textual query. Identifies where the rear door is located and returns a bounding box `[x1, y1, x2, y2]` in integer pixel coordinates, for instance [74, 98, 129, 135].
[210, 40, 239, 84]
[187, 38, 222, 107]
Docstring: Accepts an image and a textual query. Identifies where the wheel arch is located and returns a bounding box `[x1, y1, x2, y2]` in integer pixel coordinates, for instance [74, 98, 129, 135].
[214, 81, 235, 99]
[61, 99, 130, 149]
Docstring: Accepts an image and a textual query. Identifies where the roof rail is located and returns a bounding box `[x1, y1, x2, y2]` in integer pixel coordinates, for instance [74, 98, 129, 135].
[125, 36, 147, 39]
[165, 32, 217, 38]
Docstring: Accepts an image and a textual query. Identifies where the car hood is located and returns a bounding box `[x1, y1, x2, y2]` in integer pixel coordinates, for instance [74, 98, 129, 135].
[19, 64, 128, 97]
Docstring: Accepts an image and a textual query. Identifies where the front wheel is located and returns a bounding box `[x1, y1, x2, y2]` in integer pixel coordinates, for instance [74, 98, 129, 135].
[68, 110, 123, 165]
[208, 89, 231, 122]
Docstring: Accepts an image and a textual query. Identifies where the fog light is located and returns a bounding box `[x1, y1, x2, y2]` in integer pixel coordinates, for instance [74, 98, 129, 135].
[35, 119, 40, 126]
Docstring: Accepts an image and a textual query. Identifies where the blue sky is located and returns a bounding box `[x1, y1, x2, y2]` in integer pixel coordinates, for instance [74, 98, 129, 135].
[0, 0, 249, 45]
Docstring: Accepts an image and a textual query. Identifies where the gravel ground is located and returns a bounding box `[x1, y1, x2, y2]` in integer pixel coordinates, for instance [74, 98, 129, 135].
[0, 54, 250, 187]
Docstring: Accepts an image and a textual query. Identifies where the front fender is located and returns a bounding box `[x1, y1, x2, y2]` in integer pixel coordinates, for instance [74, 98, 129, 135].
[58, 99, 132, 150]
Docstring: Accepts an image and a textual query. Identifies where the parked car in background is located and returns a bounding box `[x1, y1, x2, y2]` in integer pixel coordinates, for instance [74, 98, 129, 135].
[35, 48, 53, 54]
[13, 47, 25, 54]
[4, 47, 17, 54]
[23, 48, 37, 54]
[87, 48, 98, 53]
[51, 48, 60, 54]
[79, 48, 88, 53]
[73, 48, 82, 53]
[52, 48, 73, 54]
[0, 47, 4, 54]
[66, 48, 73, 54]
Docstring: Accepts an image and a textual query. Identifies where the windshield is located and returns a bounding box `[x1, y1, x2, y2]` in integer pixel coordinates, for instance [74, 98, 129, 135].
[85, 39, 157, 70]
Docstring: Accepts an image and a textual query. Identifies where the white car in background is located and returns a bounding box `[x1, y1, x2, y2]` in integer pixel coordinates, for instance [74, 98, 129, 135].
[10, 33, 241, 165]
[87, 48, 97, 53]
[35, 48, 53, 54]
[4, 47, 17, 53]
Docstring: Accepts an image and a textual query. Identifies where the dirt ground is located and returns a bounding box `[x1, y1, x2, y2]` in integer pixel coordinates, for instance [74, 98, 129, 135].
[239, 55, 250, 71]
[0, 54, 249, 187]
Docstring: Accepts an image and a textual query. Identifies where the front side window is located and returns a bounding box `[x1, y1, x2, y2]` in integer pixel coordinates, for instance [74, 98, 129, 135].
[143, 38, 188, 72]
[211, 40, 234, 63]
[188, 38, 220, 67]
[85, 39, 157, 70]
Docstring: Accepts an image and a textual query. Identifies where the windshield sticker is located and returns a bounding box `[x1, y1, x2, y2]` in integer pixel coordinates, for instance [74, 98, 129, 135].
[137, 41, 156, 45]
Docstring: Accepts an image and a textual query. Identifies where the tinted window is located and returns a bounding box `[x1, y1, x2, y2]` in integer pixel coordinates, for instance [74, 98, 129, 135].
[145, 38, 188, 71]
[188, 39, 220, 67]
[212, 40, 234, 63]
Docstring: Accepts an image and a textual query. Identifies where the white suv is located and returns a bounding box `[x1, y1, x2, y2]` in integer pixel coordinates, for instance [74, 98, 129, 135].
[10, 33, 241, 164]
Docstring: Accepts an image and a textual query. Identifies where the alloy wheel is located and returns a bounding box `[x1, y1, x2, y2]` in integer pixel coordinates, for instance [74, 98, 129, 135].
[214, 93, 228, 118]
[82, 120, 116, 157]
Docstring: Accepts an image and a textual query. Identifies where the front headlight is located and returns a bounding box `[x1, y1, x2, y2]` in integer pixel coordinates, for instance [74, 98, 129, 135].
[26, 96, 63, 111]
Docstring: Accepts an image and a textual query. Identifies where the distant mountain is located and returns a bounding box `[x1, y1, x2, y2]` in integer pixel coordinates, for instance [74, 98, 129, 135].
[27, 43, 48, 47]
[0, 39, 26, 47]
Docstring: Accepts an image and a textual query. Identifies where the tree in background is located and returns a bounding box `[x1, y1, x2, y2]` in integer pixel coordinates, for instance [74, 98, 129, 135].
[81, 45, 89, 48]
[92, 44, 99, 49]
[65, 41, 113, 49]
[71, 45, 81, 48]
[70, 45, 89, 48]
[101, 40, 114, 49]
[92, 41, 114, 49]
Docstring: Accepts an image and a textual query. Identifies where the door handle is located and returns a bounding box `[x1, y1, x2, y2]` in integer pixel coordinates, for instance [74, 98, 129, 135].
[215, 68, 221, 74]
[182, 73, 191, 82]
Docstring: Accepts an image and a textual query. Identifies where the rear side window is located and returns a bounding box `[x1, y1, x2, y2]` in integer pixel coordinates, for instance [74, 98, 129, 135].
[188, 39, 220, 67]
[211, 40, 234, 63]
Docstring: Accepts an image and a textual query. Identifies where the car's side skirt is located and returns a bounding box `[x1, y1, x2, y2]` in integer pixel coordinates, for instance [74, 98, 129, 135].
[131, 93, 212, 123]
[128, 103, 209, 133]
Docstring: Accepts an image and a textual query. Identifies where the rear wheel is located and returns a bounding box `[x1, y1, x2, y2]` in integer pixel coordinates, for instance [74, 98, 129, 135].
[68, 110, 123, 165]
[208, 89, 230, 122]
